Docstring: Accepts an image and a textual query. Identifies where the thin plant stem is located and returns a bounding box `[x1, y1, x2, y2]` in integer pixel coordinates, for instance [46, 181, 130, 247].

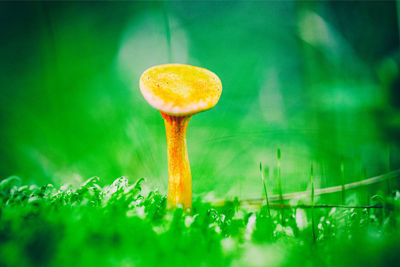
[311, 163, 316, 243]
[260, 162, 271, 217]
[277, 149, 284, 225]
[340, 160, 345, 205]
[367, 194, 371, 223]
[386, 146, 392, 195]
[364, 168, 371, 222]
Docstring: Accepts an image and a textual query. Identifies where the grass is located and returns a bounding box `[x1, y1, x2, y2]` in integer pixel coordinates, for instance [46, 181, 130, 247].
[0, 175, 400, 267]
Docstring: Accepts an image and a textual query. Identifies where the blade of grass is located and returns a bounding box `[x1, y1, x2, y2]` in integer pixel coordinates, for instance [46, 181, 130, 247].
[260, 162, 271, 217]
[311, 163, 316, 243]
[386, 146, 392, 195]
[340, 159, 345, 205]
[277, 149, 284, 225]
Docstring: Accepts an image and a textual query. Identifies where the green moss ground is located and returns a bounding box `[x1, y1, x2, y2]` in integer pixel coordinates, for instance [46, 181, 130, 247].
[0, 176, 399, 267]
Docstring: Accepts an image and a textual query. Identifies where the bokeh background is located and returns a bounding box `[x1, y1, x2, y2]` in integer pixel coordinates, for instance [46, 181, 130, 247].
[1, 1, 400, 201]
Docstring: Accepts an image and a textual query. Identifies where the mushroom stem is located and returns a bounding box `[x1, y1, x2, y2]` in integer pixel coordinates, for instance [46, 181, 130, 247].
[161, 112, 192, 209]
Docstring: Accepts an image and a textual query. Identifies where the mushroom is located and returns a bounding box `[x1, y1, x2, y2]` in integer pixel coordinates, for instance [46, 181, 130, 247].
[139, 64, 222, 209]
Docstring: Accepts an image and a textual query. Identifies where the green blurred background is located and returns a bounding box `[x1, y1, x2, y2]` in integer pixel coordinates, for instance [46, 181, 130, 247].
[1, 1, 400, 201]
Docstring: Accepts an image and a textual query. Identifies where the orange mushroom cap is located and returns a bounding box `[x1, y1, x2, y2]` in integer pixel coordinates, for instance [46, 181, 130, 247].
[139, 63, 222, 116]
